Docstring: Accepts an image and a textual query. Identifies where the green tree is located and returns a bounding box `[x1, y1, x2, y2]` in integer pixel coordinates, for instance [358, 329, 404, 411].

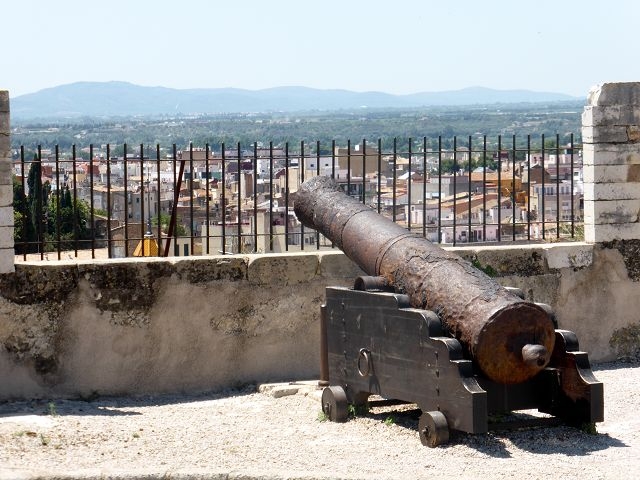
[152, 212, 187, 237]
[45, 188, 92, 251]
[20, 156, 49, 253]
[26, 154, 42, 237]
[62, 186, 72, 209]
[16, 156, 93, 253]
[12, 175, 33, 252]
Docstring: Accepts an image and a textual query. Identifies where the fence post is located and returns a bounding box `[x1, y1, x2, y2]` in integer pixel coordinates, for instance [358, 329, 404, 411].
[582, 82, 640, 243]
[0, 91, 13, 273]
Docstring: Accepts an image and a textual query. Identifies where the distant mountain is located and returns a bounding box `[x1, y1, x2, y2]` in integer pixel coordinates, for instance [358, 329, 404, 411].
[10, 81, 582, 119]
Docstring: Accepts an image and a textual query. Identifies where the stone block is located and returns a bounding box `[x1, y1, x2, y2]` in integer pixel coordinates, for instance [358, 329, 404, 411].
[584, 199, 640, 224]
[0, 206, 13, 226]
[585, 222, 640, 243]
[0, 161, 12, 186]
[582, 164, 640, 183]
[0, 185, 11, 207]
[0, 110, 9, 133]
[582, 143, 640, 166]
[582, 125, 635, 144]
[0, 225, 14, 248]
[455, 244, 549, 277]
[0, 141, 9, 161]
[171, 255, 247, 282]
[543, 243, 593, 270]
[630, 125, 640, 142]
[0, 249, 14, 273]
[247, 252, 318, 285]
[318, 250, 364, 279]
[0, 91, 9, 112]
[588, 82, 640, 107]
[582, 105, 640, 127]
[0, 133, 9, 157]
[257, 383, 307, 398]
[583, 181, 640, 201]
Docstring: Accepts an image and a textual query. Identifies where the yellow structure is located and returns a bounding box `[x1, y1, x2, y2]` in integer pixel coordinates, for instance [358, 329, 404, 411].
[133, 234, 160, 257]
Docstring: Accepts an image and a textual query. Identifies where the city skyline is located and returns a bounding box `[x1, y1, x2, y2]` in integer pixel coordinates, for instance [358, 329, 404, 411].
[4, 0, 640, 99]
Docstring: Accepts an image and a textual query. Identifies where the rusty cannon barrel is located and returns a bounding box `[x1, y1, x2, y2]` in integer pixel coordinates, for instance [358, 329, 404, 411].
[294, 176, 555, 385]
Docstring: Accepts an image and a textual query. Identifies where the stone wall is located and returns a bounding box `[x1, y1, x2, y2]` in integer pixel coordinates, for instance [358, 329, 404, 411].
[1, 244, 639, 401]
[0, 253, 363, 400]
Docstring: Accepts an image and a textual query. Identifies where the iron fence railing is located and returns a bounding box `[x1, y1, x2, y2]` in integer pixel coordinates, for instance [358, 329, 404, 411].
[12, 135, 583, 261]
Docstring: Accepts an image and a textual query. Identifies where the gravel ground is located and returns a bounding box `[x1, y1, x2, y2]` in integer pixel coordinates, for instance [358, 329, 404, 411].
[0, 361, 638, 480]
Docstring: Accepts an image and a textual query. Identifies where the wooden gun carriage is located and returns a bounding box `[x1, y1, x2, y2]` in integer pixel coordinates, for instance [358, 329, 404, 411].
[319, 280, 603, 446]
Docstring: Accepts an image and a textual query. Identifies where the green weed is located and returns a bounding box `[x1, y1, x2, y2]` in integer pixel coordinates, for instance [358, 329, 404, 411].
[348, 403, 369, 418]
[581, 422, 598, 435]
[471, 258, 497, 277]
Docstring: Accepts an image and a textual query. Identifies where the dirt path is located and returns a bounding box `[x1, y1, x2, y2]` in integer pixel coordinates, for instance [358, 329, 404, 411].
[0, 361, 638, 480]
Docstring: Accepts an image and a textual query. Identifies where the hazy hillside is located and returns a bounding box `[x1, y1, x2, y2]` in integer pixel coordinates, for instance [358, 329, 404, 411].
[10, 82, 582, 119]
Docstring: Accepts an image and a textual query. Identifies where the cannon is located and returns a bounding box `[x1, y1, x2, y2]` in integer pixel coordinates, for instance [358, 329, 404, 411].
[294, 176, 603, 446]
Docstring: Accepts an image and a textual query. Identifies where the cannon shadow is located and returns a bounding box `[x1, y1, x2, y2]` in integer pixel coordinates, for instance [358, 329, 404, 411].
[364, 402, 627, 457]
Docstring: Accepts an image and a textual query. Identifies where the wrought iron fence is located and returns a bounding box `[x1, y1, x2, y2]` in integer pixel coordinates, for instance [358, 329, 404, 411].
[12, 134, 582, 260]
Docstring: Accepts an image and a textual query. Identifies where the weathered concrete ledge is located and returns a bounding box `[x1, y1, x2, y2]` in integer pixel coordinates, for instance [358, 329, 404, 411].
[1, 242, 639, 401]
[0, 251, 362, 400]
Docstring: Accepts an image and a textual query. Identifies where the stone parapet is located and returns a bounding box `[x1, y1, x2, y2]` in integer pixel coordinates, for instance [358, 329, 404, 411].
[583, 82, 640, 243]
[2, 244, 638, 401]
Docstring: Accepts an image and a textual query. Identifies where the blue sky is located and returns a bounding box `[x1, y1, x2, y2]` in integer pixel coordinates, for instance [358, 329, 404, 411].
[4, 0, 640, 98]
